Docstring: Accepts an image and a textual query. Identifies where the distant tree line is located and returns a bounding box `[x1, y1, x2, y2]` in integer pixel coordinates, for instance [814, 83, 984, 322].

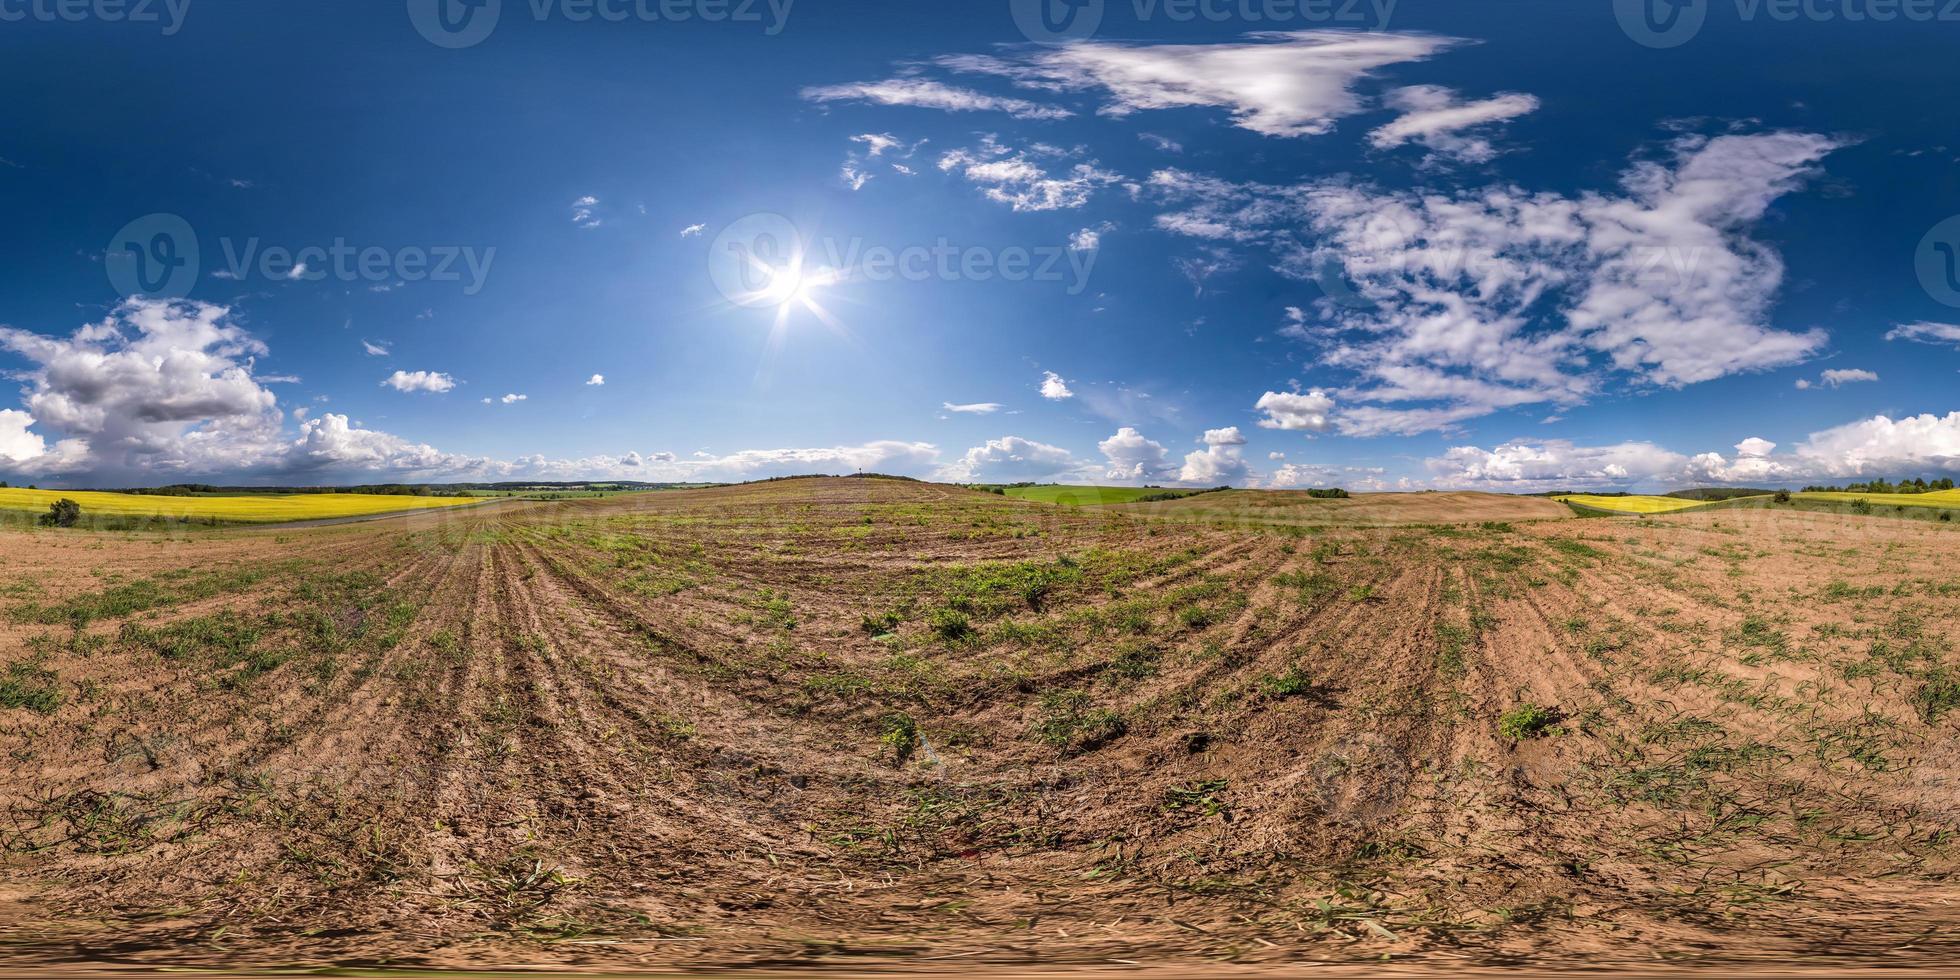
[1803, 478, 1955, 494]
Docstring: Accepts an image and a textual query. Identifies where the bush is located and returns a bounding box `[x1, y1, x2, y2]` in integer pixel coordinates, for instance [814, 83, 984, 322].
[1498, 703, 1558, 740]
[37, 498, 81, 528]
[1773, 490, 1791, 504]
[928, 607, 972, 641]
[1850, 498, 1873, 516]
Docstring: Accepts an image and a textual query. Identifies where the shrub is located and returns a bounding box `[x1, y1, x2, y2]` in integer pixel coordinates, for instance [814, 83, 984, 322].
[1256, 668, 1314, 698]
[928, 607, 971, 641]
[879, 712, 919, 763]
[1850, 498, 1873, 516]
[37, 498, 81, 528]
[1499, 703, 1558, 740]
[1773, 490, 1791, 504]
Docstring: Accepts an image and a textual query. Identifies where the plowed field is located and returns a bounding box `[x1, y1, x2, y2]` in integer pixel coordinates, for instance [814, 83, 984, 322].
[2, 478, 1957, 974]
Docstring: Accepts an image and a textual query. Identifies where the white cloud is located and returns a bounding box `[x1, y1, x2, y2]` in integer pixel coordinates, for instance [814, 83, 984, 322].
[1255, 389, 1335, 432]
[361, 339, 391, 357]
[1797, 368, 1879, 389]
[0, 301, 968, 486]
[1887, 321, 1960, 347]
[851, 132, 911, 157]
[1040, 371, 1074, 400]
[1139, 132, 1184, 153]
[0, 409, 48, 465]
[1427, 439, 1689, 490]
[0, 300, 284, 478]
[1098, 426, 1174, 481]
[1069, 227, 1103, 252]
[938, 141, 1120, 212]
[841, 162, 874, 191]
[1264, 462, 1344, 489]
[587, 374, 606, 386]
[1689, 413, 1960, 483]
[801, 78, 1072, 120]
[1430, 413, 1960, 490]
[383, 370, 457, 394]
[572, 196, 601, 229]
[942, 31, 1460, 138]
[498, 393, 528, 405]
[941, 435, 1084, 482]
[680, 223, 707, 238]
[942, 401, 1003, 414]
[1179, 426, 1251, 485]
[1369, 85, 1539, 164]
[1151, 131, 1841, 435]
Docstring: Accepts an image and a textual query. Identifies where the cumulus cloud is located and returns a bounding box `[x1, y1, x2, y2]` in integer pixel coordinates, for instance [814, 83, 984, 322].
[1263, 462, 1344, 489]
[941, 31, 1460, 138]
[801, 78, 1072, 120]
[0, 409, 48, 465]
[587, 374, 606, 386]
[1427, 439, 1689, 490]
[1688, 414, 1960, 484]
[1040, 371, 1074, 400]
[1069, 227, 1103, 252]
[1255, 389, 1335, 432]
[572, 196, 601, 229]
[1430, 413, 1960, 490]
[0, 300, 969, 486]
[1369, 85, 1538, 164]
[0, 299, 283, 478]
[938, 140, 1120, 212]
[383, 370, 457, 394]
[680, 223, 706, 238]
[1150, 131, 1840, 435]
[361, 339, 391, 357]
[499, 393, 527, 405]
[941, 435, 1084, 482]
[1179, 426, 1251, 485]
[1099, 426, 1174, 481]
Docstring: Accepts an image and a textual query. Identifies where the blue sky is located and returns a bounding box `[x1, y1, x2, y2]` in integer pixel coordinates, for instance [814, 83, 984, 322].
[2, 0, 1959, 489]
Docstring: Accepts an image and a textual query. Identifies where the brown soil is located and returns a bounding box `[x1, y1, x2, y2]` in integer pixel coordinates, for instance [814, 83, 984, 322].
[0, 478, 1956, 976]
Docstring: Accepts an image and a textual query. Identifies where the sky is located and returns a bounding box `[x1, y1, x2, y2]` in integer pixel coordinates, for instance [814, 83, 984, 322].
[2, 0, 1959, 491]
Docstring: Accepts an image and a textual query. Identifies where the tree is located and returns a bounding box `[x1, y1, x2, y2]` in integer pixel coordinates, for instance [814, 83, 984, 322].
[37, 498, 81, 528]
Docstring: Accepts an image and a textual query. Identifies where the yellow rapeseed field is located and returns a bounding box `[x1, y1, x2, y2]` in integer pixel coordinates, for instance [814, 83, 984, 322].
[1555, 494, 1714, 514]
[1802, 489, 1960, 509]
[0, 487, 483, 524]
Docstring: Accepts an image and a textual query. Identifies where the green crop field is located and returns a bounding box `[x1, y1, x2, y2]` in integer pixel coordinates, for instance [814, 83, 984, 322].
[998, 485, 1198, 505]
